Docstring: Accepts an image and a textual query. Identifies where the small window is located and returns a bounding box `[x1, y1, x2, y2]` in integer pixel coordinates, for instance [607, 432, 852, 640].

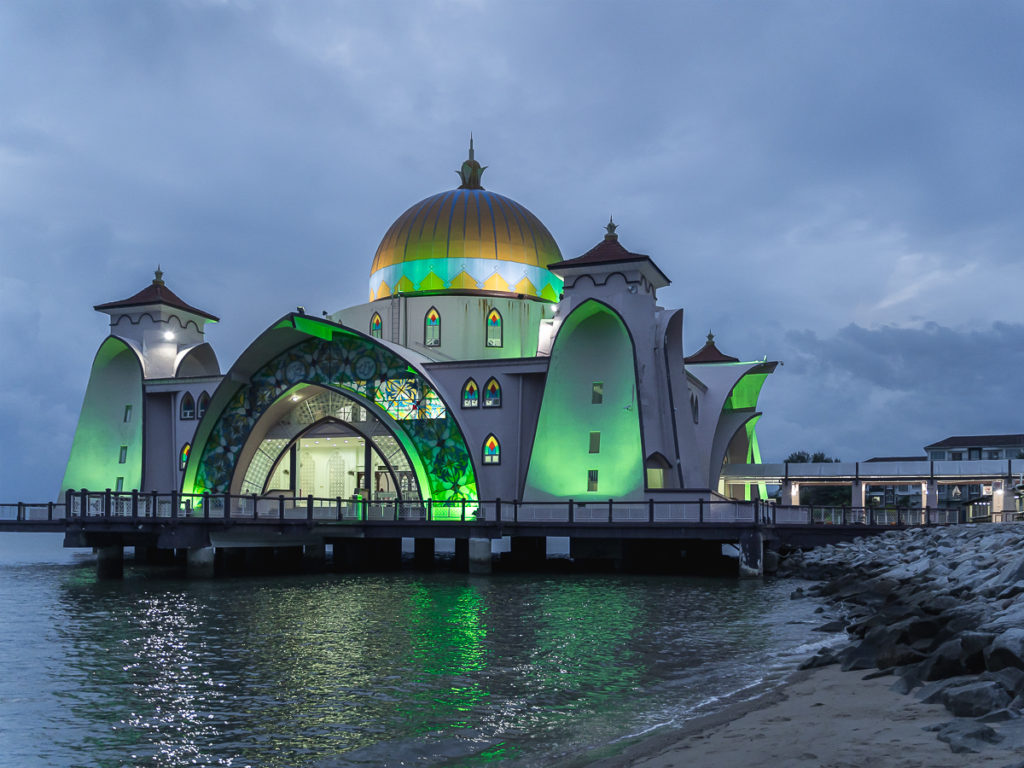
[969, 448, 982, 460]
[119, 446, 128, 464]
[592, 382, 603, 404]
[951, 451, 964, 461]
[180, 442, 191, 471]
[424, 307, 441, 347]
[180, 392, 196, 420]
[462, 379, 479, 408]
[587, 470, 599, 492]
[115, 477, 124, 492]
[986, 450, 1002, 460]
[197, 392, 210, 420]
[486, 308, 503, 348]
[690, 393, 699, 423]
[370, 312, 383, 339]
[483, 378, 501, 408]
[589, 432, 601, 454]
[123, 404, 133, 423]
[646, 468, 664, 489]
[483, 434, 500, 465]
[929, 450, 945, 461]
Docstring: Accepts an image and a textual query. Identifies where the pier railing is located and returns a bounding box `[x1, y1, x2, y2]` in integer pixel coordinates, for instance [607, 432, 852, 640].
[0, 491, 983, 528]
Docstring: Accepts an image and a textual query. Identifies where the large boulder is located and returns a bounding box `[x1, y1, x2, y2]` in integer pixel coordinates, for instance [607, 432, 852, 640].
[985, 628, 1024, 672]
[940, 680, 1011, 718]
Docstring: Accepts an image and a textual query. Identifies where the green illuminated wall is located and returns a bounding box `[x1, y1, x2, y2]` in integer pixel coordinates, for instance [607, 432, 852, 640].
[523, 301, 644, 500]
[62, 336, 143, 494]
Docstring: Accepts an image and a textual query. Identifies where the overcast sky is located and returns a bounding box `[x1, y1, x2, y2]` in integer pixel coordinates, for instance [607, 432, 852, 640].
[2, 1, 1023, 500]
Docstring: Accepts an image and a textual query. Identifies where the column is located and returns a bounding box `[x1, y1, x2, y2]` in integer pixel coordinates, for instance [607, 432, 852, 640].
[96, 544, 124, 579]
[738, 529, 763, 579]
[851, 481, 866, 522]
[186, 546, 216, 578]
[468, 538, 492, 574]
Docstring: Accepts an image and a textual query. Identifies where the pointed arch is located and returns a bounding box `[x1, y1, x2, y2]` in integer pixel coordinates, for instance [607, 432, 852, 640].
[197, 391, 211, 420]
[483, 377, 501, 408]
[462, 378, 479, 408]
[424, 306, 441, 347]
[370, 312, 383, 339]
[482, 434, 501, 465]
[180, 392, 196, 420]
[486, 308, 503, 348]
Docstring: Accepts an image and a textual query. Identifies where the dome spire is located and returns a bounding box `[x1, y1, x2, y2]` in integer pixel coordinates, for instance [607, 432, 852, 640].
[604, 216, 618, 241]
[457, 135, 486, 190]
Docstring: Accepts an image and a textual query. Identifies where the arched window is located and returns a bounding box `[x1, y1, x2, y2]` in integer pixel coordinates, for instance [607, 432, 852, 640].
[180, 442, 191, 471]
[370, 312, 382, 339]
[180, 392, 195, 420]
[483, 377, 501, 408]
[486, 308, 503, 347]
[483, 434, 501, 465]
[690, 393, 699, 424]
[424, 307, 441, 347]
[197, 391, 210, 420]
[462, 378, 479, 408]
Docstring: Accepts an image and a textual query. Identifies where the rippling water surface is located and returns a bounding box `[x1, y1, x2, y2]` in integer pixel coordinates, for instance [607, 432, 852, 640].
[0, 535, 827, 767]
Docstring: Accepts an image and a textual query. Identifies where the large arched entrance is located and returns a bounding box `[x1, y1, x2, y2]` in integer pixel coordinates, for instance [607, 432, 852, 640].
[182, 315, 478, 515]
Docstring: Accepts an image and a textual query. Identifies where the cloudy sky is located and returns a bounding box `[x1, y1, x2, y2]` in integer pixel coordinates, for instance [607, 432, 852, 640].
[2, 1, 1023, 500]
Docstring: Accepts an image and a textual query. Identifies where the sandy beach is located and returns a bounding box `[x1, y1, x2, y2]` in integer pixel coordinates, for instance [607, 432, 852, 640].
[591, 665, 1024, 768]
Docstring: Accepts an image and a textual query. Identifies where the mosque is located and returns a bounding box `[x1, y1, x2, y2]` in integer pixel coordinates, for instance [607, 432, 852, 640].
[61, 144, 777, 513]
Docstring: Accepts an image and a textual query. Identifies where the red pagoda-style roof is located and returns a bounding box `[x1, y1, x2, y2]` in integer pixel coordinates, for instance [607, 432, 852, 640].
[685, 332, 739, 364]
[549, 219, 670, 287]
[94, 269, 219, 322]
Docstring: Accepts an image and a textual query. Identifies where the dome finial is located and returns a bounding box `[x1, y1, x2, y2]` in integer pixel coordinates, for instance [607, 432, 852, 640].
[457, 136, 486, 190]
[707, 330, 715, 343]
[604, 216, 618, 241]
[154, 265, 165, 286]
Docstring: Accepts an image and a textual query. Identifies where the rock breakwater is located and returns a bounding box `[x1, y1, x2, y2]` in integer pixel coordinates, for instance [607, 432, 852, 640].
[783, 523, 1024, 755]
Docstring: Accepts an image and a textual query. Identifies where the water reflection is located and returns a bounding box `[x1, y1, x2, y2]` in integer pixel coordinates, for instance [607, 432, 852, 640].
[0, 567, 827, 768]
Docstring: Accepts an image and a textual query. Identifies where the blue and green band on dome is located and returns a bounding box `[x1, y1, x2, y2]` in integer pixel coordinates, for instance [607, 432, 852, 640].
[369, 148, 564, 302]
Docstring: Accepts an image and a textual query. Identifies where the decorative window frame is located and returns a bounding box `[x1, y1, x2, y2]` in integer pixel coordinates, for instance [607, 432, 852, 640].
[482, 434, 501, 465]
[197, 391, 210, 420]
[486, 308, 503, 348]
[424, 307, 441, 347]
[462, 378, 480, 408]
[483, 377, 502, 408]
[370, 312, 383, 339]
[180, 392, 196, 420]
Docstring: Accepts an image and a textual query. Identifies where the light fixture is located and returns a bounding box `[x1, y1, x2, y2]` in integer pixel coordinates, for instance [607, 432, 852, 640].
[163, 330, 175, 341]
[290, 394, 302, 402]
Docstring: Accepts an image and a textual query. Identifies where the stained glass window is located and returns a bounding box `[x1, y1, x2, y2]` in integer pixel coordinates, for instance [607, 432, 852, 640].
[197, 391, 210, 419]
[483, 377, 501, 408]
[486, 308, 503, 347]
[180, 442, 191, 471]
[180, 392, 195, 420]
[375, 378, 446, 421]
[463, 379, 479, 408]
[424, 307, 441, 347]
[483, 434, 500, 465]
[370, 313, 383, 339]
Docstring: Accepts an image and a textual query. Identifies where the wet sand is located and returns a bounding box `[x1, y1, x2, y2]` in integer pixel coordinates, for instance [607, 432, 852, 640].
[589, 665, 1024, 768]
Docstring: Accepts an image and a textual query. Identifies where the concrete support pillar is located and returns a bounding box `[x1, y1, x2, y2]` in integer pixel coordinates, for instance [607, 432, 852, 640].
[414, 538, 435, 569]
[468, 537, 492, 574]
[366, 539, 402, 570]
[454, 538, 469, 570]
[780, 481, 799, 506]
[738, 529, 763, 579]
[96, 544, 124, 579]
[332, 539, 366, 572]
[507, 536, 547, 569]
[851, 481, 865, 512]
[186, 546, 216, 578]
[304, 544, 327, 571]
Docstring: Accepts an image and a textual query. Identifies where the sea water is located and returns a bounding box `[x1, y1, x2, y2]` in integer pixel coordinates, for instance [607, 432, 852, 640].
[0, 535, 835, 767]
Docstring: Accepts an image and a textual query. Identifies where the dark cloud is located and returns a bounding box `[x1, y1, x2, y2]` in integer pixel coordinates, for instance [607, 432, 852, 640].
[2, 1, 1024, 497]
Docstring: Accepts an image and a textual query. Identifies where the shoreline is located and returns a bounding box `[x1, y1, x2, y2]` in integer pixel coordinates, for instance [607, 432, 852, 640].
[586, 664, 1024, 768]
